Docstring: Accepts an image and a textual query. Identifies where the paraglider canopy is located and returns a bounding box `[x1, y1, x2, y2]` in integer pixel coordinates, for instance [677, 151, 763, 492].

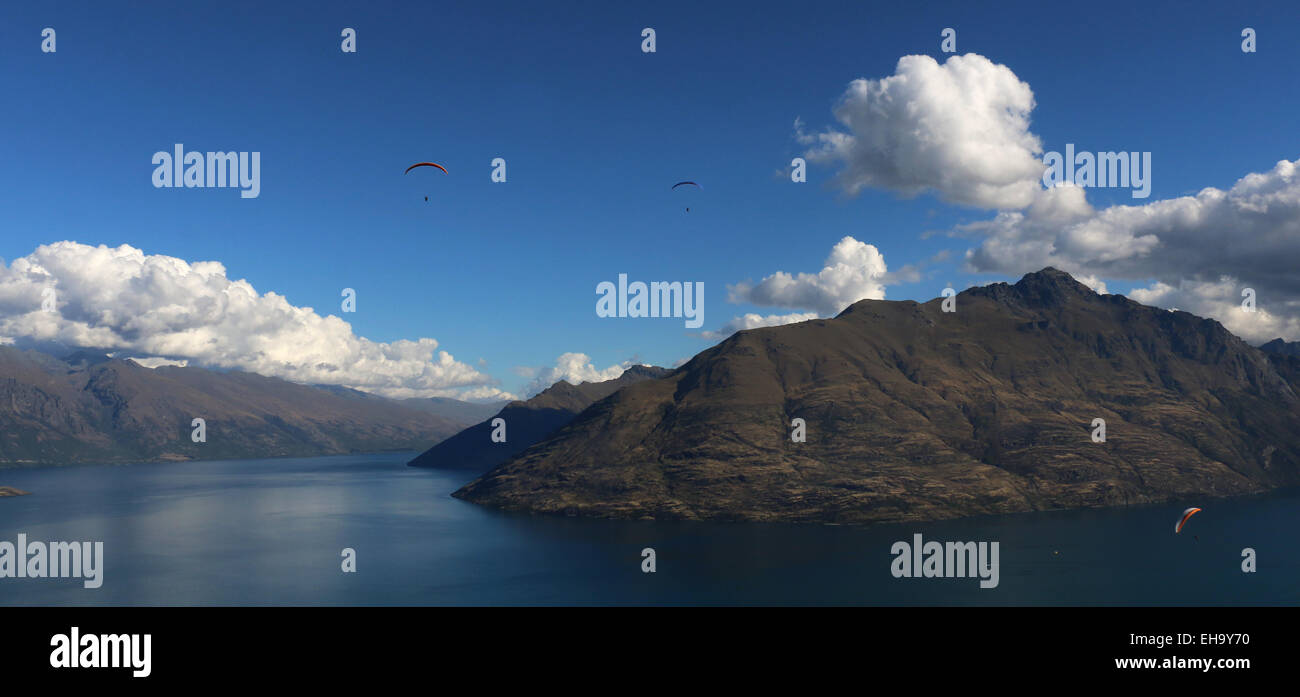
[406, 163, 447, 203]
[405, 162, 448, 175]
[1175, 507, 1202, 534]
[673, 181, 700, 212]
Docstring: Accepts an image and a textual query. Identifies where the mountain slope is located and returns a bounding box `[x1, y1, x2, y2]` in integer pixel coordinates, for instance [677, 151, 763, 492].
[313, 386, 505, 427]
[408, 365, 671, 470]
[1260, 338, 1300, 357]
[455, 269, 1300, 524]
[399, 397, 509, 426]
[0, 348, 464, 465]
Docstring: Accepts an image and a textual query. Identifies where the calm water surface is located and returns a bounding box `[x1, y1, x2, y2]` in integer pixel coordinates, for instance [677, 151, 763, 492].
[0, 452, 1295, 605]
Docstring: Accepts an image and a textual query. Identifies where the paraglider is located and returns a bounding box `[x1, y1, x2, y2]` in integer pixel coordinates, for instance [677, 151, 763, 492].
[405, 162, 448, 175]
[1175, 507, 1202, 534]
[672, 181, 700, 212]
[405, 162, 448, 201]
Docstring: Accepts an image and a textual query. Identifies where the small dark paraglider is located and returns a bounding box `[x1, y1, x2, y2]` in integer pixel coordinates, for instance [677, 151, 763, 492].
[406, 162, 448, 202]
[672, 181, 700, 212]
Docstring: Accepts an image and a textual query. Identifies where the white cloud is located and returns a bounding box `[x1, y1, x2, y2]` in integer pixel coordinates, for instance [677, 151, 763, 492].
[519, 352, 640, 398]
[457, 385, 520, 402]
[1128, 277, 1300, 344]
[727, 236, 890, 315]
[511, 365, 539, 378]
[125, 356, 189, 369]
[960, 159, 1300, 340]
[1073, 274, 1109, 295]
[802, 53, 1043, 209]
[695, 312, 819, 341]
[0, 241, 506, 399]
[792, 51, 1300, 342]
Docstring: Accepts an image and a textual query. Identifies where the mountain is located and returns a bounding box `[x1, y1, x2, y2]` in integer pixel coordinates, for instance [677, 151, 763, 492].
[312, 386, 504, 426]
[399, 397, 509, 426]
[1260, 339, 1300, 397]
[408, 365, 672, 470]
[310, 384, 394, 402]
[455, 269, 1300, 524]
[0, 347, 464, 465]
[1259, 338, 1300, 357]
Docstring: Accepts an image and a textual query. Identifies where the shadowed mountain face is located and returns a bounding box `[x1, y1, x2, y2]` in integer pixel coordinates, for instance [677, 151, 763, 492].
[408, 365, 672, 470]
[1260, 338, 1300, 357]
[0, 348, 464, 465]
[1261, 341, 1300, 395]
[456, 269, 1300, 524]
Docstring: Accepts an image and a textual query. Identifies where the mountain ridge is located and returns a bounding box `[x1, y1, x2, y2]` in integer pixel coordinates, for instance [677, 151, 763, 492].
[0, 348, 463, 465]
[407, 365, 672, 470]
[454, 268, 1300, 524]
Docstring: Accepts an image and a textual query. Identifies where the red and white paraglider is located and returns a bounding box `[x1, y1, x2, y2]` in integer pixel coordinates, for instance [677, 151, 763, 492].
[405, 162, 448, 201]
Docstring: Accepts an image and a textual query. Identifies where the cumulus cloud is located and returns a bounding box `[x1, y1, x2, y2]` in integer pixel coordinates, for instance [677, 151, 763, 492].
[457, 385, 520, 402]
[795, 51, 1300, 342]
[694, 312, 819, 341]
[1128, 277, 1300, 344]
[518, 352, 642, 398]
[727, 236, 890, 316]
[700, 236, 904, 340]
[960, 183, 1153, 272]
[0, 241, 509, 399]
[1072, 274, 1109, 295]
[125, 356, 189, 369]
[801, 53, 1043, 209]
[960, 159, 1300, 340]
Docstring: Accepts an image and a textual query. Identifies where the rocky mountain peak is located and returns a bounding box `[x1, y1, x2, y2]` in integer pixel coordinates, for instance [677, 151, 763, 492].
[454, 267, 1300, 525]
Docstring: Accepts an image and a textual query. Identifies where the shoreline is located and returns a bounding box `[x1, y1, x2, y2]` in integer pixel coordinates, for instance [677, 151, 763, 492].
[0, 449, 423, 471]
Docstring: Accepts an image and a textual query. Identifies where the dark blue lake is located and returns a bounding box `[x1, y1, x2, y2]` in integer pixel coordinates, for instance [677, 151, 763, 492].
[0, 452, 1295, 605]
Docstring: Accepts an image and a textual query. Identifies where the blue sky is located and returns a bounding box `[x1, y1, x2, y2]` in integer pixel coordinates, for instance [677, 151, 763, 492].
[2, 0, 1298, 399]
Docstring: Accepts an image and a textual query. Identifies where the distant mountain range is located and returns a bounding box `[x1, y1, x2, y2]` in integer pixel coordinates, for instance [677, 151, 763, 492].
[455, 268, 1300, 524]
[0, 347, 467, 465]
[408, 365, 671, 470]
[310, 384, 506, 425]
[399, 397, 509, 426]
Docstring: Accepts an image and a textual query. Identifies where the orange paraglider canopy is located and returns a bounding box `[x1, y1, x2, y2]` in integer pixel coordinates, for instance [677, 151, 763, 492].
[404, 162, 448, 175]
[1175, 507, 1201, 534]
